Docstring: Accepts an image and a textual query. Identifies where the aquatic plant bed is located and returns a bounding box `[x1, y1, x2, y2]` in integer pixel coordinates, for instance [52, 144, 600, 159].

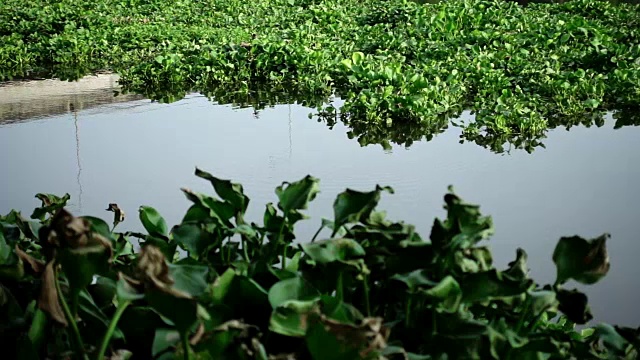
[1, 0, 640, 149]
[1, 169, 636, 359]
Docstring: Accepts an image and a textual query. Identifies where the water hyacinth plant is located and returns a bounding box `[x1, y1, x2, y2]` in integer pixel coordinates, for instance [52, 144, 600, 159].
[1, 0, 640, 152]
[0, 169, 637, 359]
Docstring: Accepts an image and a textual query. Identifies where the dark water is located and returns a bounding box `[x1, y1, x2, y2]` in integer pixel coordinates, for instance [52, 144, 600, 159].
[1, 76, 639, 326]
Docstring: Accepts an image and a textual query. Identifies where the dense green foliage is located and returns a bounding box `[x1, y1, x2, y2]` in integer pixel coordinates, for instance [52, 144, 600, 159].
[1, 169, 638, 359]
[1, 0, 640, 151]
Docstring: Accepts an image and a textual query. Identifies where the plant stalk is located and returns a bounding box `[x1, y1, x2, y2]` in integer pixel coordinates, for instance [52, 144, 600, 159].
[363, 274, 371, 316]
[311, 223, 324, 242]
[97, 300, 131, 360]
[405, 295, 413, 328]
[55, 270, 88, 360]
[182, 331, 193, 360]
[336, 272, 344, 302]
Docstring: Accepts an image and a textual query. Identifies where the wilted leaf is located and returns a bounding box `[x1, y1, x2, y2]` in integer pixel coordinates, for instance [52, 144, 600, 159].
[556, 288, 593, 324]
[38, 261, 67, 326]
[553, 234, 610, 285]
[106, 203, 126, 229]
[31, 193, 71, 221]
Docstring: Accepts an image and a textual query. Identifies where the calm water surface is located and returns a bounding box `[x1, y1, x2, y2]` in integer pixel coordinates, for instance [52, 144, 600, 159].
[1, 76, 639, 326]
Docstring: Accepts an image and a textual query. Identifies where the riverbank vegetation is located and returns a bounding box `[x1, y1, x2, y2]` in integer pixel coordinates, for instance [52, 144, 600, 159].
[1, 0, 639, 151]
[1, 169, 637, 359]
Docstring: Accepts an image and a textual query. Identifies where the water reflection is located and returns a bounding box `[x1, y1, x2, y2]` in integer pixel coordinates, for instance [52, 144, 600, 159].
[1, 77, 640, 327]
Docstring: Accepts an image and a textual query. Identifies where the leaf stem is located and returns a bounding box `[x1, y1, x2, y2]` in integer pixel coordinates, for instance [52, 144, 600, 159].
[336, 272, 344, 302]
[182, 331, 193, 360]
[282, 246, 287, 269]
[311, 223, 324, 242]
[363, 274, 371, 316]
[55, 270, 88, 360]
[405, 296, 412, 328]
[97, 300, 131, 360]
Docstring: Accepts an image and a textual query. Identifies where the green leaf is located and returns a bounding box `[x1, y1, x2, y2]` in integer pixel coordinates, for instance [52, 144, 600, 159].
[268, 276, 320, 308]
[459, 269, 533, 303]
[181, 189, 235, 227]
[527, 290, 558, 318]
[269, 299, 318, 337]
[195, 168, 249, 213]
[172, 223, 208, 256]
[333, 185, 393, 229]
[552, 234, 610, 285]
[391, 269, 434, 292]
[351, 52, 365, 66]
[423, 276, 462, 313]
[57, 244, 111, 290]
[117, 276, 145, 302]
[139, 206, 168, 237]
[168, 263, 209, 298]
[147, 290, 198, 333]
[152, 328, 180, 356]
[593, 324, 628, 355]
[301, 238, 365, 264]
[275, 175, 320, 216]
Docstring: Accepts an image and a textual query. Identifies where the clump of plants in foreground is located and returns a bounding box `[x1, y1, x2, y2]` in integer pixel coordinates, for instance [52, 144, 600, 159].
[1, 0, 640, 152]
[1, 169, 638, 359]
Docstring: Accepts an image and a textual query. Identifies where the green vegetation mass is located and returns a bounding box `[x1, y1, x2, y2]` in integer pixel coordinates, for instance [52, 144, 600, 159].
[1, 170, 637, 359]
[1, 0, 640, 151]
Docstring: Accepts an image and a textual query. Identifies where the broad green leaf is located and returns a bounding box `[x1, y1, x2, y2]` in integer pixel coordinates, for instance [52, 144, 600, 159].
[268, 276, 320, 308]
[430, 192, 494, 251]
[195, 168, 249, 212]
[269, 299, 318, 337]
[168, 263, 209, 298]
[275, 175, 320, 216]
[181, 189, 235, 227]
[172, 223, 208, 256]
[351, 52, 365, 66]
[152, 328, 180, 356]
[146, 289, 198, 333]
[116, 276, 145, 302]
[553, 234, 610, 285]
[211, 268, 236, 305]
[333, 186, 393, 229]
[424, 276, 462, 313]
[301, 238, 365, 264]
[459, 269, 533, 303]
[306, 320, 362, 360]
[392, 269, 434, 292]
[528, 290, 558, 318]
[593, 324, 628, 355]
[139, 206, 168, 237]
[505, 248, 529, 280]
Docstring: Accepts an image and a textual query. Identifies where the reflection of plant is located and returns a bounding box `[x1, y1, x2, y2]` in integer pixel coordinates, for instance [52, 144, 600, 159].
[2, 0, 640, 152]
[1, 170, 637, 359]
